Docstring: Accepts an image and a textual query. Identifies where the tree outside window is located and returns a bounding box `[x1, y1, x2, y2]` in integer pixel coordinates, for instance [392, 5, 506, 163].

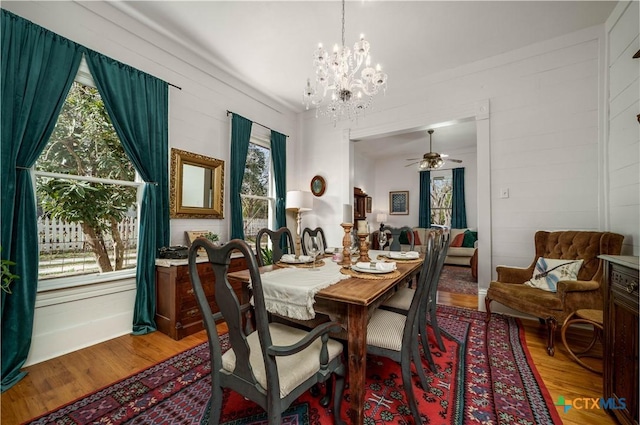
[430, 174, 452, 227]
[241, 139, 274, 243]
[34, 80, 141, 282]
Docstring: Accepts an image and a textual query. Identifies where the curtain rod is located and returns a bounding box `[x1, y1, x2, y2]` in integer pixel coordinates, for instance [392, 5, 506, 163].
[226, 110, 289, 138]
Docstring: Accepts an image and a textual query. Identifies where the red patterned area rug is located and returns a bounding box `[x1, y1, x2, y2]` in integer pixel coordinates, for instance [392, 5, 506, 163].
[24, 306, 561, 425]
[438, 265, 478, 295]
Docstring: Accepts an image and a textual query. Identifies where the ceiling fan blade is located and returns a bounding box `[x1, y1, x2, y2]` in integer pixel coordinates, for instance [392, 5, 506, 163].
[406, 158, 421, 161]
[404, 161, 420, 167]
[447, 158, 463, 163]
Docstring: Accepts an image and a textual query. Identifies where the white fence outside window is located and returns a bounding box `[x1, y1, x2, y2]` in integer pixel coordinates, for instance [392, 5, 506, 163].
[37, 216, 138, 278]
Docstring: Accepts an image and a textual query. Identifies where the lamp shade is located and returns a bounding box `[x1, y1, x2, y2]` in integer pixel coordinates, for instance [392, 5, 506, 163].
[376, 213, 388, 223]
[286, 191, 313, 211]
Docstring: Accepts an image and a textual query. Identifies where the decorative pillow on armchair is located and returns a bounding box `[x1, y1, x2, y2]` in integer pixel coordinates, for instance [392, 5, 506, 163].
[524, 258, 584, 292]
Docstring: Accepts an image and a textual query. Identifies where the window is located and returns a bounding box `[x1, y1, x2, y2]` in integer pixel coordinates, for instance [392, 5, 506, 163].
[34, 60, 142, 288]
[240, 137, 275, 243]
[430, 173, 452, 227]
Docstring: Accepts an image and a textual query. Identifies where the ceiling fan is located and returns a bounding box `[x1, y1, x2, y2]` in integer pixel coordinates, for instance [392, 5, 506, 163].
[405, 129, 463, 170]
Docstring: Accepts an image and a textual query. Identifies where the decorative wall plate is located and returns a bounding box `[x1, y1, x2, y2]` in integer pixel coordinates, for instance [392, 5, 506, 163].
[310, 175, 326, 197]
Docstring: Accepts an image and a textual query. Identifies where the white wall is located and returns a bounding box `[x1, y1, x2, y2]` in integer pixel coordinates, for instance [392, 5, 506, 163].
[3, 1, 299, 365]
[606, 1, 639, 256]
[302, 25, 611, 303]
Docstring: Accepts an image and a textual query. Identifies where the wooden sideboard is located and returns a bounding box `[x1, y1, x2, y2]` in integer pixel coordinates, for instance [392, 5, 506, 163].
[155, 255, 248, 340]
[601, 255, 639, 425]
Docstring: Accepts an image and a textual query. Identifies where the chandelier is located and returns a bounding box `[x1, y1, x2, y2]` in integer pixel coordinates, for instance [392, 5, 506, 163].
[302, 0, 388, 122]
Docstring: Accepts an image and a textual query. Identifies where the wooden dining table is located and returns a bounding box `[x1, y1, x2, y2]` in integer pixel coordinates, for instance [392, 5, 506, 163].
[227, 250, 423, 424]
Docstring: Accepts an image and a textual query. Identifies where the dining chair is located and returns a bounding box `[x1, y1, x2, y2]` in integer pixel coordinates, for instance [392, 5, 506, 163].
[301, 227, 328, 256]
[382, 225, 415, 251]
[188, 238, 347, 425]
[256, 227, 295, 266]
[365, 233, 441, 424]
[379, 229, 451, 371]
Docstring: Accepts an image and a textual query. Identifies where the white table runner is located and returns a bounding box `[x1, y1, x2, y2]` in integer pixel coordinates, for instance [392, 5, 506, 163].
[251, 260, 349, 320]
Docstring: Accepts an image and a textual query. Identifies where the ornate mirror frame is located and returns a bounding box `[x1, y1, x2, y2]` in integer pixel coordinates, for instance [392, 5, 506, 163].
[170, 148, 224, 219]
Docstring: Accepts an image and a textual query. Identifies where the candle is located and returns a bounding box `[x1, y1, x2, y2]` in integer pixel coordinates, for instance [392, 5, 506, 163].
[357, 220, 368, 234]
[343, 204, 353, 224]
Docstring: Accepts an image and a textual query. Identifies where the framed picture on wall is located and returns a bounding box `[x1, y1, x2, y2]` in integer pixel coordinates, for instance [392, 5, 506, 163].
[366, 196, 372, 213]
[389, 191, 409, 215]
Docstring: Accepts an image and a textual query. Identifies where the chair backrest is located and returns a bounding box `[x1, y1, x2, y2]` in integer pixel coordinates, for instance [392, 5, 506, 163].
[533, 231, 624, 281]
[428, 228, 451, 300]
[382, 225, 414, 251]
[301, 227, 327, 255]
[256, 227, 295, 266]
[404, 231, 441, 339]
[188, 238, 276, 398]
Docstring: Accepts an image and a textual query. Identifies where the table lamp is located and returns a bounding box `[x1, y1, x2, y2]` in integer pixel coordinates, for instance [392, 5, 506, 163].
[376, 213, 388, 231]
[286, 190, 313, 256]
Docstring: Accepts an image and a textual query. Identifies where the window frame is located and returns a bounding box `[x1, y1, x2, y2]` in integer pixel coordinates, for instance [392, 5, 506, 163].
[239, 135, 276, 241]
[430, 172, 453, 227]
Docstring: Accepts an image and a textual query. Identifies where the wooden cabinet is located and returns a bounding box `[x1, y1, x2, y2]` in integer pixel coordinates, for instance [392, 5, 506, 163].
[602, 255, 639, 425]
[354, 187, 367, 221]
[155, 255, 248, 340]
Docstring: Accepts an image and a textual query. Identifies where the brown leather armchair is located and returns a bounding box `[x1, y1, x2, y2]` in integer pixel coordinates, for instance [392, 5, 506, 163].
[485, 230, 624, 356]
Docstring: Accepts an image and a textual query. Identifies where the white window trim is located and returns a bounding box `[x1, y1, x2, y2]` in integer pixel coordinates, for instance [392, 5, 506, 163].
[34, 168, 143, 292]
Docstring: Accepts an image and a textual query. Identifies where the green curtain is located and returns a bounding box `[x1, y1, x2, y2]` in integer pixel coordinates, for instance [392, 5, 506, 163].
[85, 51, 169, 334]
[418, 170, 431, 228]
[1, 9, 83, 391]
[230, 114, 253, 240]
[271, 131, 287, 230]
[451, 167, 467, 228]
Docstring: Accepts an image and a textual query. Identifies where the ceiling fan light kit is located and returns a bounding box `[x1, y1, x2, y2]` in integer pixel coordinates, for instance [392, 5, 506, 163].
[406, 129, 463, 170]
[302, 0, 388, 124]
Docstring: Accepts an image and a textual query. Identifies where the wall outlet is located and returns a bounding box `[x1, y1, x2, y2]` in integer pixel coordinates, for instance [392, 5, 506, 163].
[500, 188, 510, 199]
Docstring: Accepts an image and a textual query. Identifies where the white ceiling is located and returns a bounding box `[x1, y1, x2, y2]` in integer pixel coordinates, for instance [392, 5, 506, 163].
[111, 1, 616, 159]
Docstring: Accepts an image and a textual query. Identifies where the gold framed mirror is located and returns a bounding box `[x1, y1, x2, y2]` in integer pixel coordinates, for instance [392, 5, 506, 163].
[170, 148, 224, 219]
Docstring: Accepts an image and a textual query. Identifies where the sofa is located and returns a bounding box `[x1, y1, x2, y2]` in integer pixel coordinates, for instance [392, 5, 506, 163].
[445, 228, 477, 266]
[371, 227, 477, 266]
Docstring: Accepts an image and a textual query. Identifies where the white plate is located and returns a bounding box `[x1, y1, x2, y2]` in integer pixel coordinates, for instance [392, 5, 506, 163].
[352, 265, 394, 274]
[280, 257, 313, 264]
[386, 252, 419, 260]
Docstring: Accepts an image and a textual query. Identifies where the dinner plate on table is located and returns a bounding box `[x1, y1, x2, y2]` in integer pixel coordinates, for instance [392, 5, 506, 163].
[280, 257, 314, 264]
[386, 252, 419, 260]
[351, 265, 394, 274]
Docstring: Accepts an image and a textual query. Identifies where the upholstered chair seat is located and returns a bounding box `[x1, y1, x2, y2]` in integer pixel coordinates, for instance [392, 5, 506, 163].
[222, 322, 344, 398]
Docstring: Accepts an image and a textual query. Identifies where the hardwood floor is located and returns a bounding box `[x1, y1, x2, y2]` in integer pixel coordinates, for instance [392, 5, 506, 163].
[2, 292, 615, 425]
